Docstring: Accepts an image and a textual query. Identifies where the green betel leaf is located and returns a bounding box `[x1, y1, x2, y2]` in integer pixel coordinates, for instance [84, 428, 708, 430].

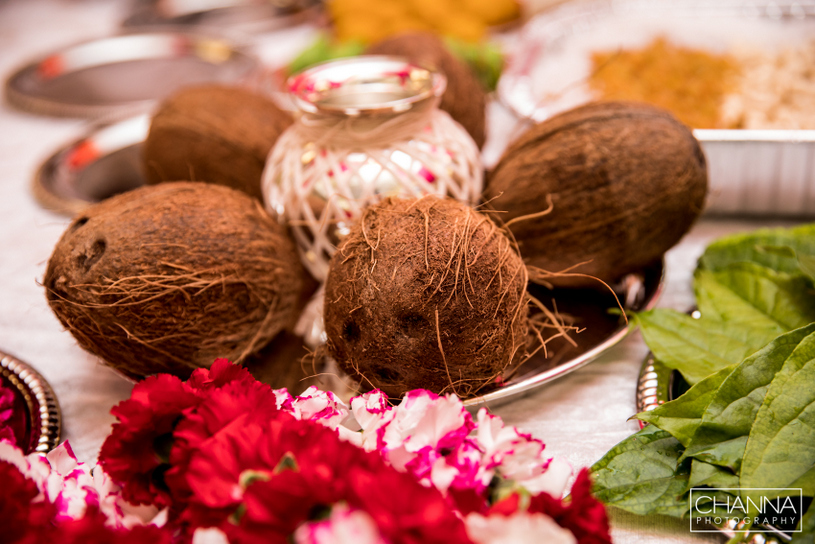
[700, 224, 815, 276]
[591, 425, 690, 518]
[682, 325, 815, 472]
[791, 505, 815, 544]
[637, 365, 736, 446]
[799, 254, 815, 283]
[635, 310, 762, 385]
[703, 264, 815, 331]
[688, 460, 739, 489]
[741, 328, 815, 500]
[694, 269, 789, 339]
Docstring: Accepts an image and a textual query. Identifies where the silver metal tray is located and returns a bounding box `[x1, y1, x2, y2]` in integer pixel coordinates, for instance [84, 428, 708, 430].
[6, 30, 258, 119]
[464, 259, 663, 408]
[498, 0, 815, 217]
[0, 351, 61, 454]
[33, 114, 149, 216]
[122, 0, 323, 33]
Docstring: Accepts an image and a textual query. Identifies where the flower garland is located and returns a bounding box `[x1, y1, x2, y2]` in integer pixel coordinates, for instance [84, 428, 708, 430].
[4, 359, 612, 544]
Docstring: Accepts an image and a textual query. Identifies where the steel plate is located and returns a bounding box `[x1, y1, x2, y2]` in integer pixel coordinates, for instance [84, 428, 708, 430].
[6, 30, 258, 119]
[464, 259, 663, 408]
[33, 114, 149, 216]
[0, 351, 61, 454]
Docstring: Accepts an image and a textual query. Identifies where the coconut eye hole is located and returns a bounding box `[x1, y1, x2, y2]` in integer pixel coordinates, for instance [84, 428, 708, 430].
[342, 319, 361, 343]
[69, 217, 89, 233]
[76, 239, 106, 271]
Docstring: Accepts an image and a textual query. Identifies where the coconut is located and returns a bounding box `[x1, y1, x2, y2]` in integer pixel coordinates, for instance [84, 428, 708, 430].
[324, 195, 528, 398]
[366, 33, 487, 149]
[485, 101, 708, 288]
[143, 85, 292, 200]
[44, 182, 305, 379]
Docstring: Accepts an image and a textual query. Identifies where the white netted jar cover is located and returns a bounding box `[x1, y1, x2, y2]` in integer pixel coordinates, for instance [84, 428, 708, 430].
[261, 56, 483, 281]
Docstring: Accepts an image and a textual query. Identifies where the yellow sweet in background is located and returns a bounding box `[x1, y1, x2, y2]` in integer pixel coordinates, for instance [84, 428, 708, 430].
[327, 0, 521, 44]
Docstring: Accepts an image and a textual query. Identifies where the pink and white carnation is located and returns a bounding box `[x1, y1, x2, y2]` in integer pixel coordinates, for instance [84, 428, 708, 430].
[293, 502, 389, 544]
[347, 388, 571, 499]
[0, 439, 162, 529]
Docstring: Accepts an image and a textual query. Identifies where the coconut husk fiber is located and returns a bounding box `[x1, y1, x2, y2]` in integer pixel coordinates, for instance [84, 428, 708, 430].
[44, 182, 306, 379]
[324, 195, 528, 399]
[485, 101, 708, 288]
[366, 33, 487, 149]
[143, 85, 293, 201]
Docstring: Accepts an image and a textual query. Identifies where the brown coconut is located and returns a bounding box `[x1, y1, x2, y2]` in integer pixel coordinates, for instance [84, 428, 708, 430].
[324, 195, 528, 399]
[143, 85, 293, 200]
[367, 33, 487, 149]
[485, 101, 708, 288]
[44, 182, 305, 379]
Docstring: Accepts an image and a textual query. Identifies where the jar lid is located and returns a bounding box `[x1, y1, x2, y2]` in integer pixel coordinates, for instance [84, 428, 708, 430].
[287, 56, 447, 117]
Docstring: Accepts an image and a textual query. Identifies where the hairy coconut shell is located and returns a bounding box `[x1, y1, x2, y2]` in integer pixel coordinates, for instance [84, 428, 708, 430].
[485, 101, 708, 288]
[143, 85, 292, 200]
[367, 33, 487, 149]
[44, 182, 305, 379]
[324, 195, 527, 399]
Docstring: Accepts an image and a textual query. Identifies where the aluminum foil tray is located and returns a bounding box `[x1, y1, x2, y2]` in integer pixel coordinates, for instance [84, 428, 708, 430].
[499, 0, 815, 217]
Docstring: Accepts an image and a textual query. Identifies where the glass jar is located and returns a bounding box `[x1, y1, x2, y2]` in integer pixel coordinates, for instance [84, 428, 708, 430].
[261, 56, 483, 281]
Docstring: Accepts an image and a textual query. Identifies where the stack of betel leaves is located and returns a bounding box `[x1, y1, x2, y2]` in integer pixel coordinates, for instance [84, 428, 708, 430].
[591, 224, 815, 542]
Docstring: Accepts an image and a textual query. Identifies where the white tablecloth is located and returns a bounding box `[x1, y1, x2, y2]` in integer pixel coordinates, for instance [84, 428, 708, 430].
[0, 1, 798, 541]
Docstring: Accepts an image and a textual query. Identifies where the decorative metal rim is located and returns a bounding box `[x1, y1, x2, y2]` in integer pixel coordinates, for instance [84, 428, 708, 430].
[288, 56, 447, 117]
[0, 351, 61, 454]
[5, 28, 258, 119]
[32, 113, 151, 217]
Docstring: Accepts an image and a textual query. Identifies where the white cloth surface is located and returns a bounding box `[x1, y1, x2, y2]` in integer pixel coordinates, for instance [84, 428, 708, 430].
[0, 1, 800, 542]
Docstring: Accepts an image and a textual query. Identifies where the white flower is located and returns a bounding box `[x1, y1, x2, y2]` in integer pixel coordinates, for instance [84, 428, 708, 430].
[293, 503, 388, 544]
[465, 511, 577, 544]
[192, 527, 231, 544]
[475, 409, 572, 497]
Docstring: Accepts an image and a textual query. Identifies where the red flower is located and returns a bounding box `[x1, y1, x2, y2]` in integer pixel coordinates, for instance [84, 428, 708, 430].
[490, 469, 612, 544]
[186, 359, 257, 392]
[99, 374, 203, 506]
[30, 504, 173, 544]
[166, 375, 281, 507]
[182, 413, 472, 544]
[1, 460, 57, 544]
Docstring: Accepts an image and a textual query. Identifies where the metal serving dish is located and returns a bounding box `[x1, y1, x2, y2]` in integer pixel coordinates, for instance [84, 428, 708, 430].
[33, 114, 149, 216]
[499, 0, 815, 217]
[6, 29, 258, 119]
[0, 351, 61, 454]
[122, 0, 323, 33]
[464, 259, 663, 408]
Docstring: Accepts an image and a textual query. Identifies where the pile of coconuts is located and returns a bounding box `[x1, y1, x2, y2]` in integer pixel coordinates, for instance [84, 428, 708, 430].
[320, 100, 707, 399]
[43, 75, 706, 399]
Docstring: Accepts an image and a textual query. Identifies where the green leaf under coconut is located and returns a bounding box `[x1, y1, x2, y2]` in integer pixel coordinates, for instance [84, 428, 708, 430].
[590, 425, 690, 518]
[636, 364, 735, 446]
[741, 328, 815, 502]
[700, 224, 815, 276]
[681, 324, 815, 472]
